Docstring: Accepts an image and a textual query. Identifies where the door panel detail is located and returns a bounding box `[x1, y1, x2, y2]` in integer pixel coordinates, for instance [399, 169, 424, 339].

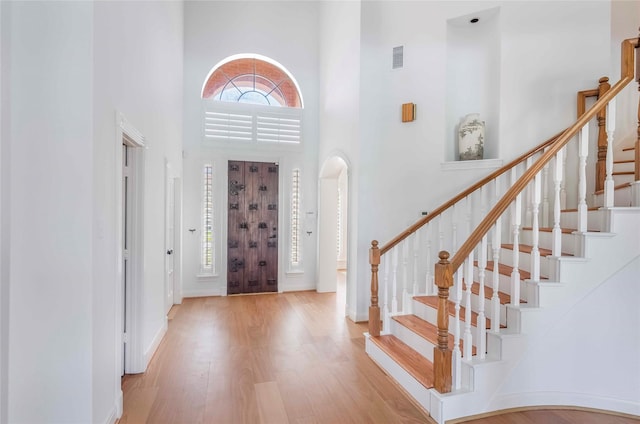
[227, 161, 278, 294]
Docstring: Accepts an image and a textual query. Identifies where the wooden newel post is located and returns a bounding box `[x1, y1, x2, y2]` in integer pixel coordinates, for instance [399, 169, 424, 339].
[369, 240, 381, 337]
[433, 250, 453, 393]
[596, 76, 611, 192]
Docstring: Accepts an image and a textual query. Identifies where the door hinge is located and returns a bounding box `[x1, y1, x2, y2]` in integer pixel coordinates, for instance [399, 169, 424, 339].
[124, 249, 130, 260]
[123, 332, 129, 343]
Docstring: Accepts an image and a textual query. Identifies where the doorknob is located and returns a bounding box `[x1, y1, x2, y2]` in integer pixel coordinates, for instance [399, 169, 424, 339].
[167, 249, 173, 255]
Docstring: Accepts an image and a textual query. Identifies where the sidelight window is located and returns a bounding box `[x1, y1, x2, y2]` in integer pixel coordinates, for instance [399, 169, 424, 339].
[201, 164, 214, 273]
[290, 169, 301, 266]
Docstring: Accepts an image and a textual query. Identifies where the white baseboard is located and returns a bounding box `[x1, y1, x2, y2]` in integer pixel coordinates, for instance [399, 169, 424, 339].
[115, 389, 123, 419]
[490, 391, 640, 418]
[353, 310, 369, 323]
[144, 317, 168, 367]
[182, 287, 223, 298]
[102, 391, 122, 424]
[281, 281, 315, 292]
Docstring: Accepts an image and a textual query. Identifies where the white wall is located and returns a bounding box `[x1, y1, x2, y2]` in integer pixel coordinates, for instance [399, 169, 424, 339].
[0, 2, 10, 422]
[182, 1, 320, 296]
[491, 255, 640, 413]
[92, 2, 184, 422]
[446, 7, 500, 161]
[8, 2, 94, 422]
[353, 0, 611, 321]
[318, 0, 361, 319]
[3, 2, 183, 423]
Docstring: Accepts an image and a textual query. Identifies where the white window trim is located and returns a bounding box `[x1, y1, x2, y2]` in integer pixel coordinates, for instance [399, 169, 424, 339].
[199, 163, 215, 276]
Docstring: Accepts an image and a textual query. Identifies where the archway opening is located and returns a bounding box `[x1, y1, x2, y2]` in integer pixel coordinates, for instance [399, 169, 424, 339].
[318, 156, 349, 314]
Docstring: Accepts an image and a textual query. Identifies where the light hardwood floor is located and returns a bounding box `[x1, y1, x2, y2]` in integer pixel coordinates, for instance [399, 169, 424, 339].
[120, 289, 639, 424]
[120, 290, 431, 423]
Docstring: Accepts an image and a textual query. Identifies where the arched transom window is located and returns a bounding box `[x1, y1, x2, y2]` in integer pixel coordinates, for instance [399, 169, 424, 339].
[201, 54, 304, 144]
[202, 55, 303, 108]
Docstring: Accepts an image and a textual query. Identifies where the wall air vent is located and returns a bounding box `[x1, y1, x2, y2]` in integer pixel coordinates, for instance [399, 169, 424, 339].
[392, 46, 404, 69]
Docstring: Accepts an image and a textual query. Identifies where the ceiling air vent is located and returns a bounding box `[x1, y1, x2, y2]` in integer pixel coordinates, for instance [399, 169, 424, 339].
[392, 46, 404, 69]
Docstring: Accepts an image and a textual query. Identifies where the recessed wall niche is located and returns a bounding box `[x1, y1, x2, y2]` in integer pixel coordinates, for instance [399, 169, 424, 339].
[445, 7, 500, 162]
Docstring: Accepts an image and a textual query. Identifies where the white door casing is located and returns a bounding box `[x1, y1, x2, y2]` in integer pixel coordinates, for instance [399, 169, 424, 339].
[114, 112, 146, 405]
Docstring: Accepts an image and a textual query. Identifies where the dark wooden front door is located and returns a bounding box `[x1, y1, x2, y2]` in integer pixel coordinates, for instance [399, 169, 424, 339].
[227, 161, 278, 294]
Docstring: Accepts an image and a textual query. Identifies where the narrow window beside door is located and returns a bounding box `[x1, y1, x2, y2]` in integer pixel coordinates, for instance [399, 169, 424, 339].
[201, 164, 214, 273]
[290, 169, 301, 267]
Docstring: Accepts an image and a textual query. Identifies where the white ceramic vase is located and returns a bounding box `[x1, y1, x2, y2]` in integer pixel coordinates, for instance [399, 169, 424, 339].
[458, 113, 484, 161]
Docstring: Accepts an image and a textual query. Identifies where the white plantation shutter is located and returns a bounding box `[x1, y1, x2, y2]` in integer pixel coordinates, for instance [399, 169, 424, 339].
[256, 113, 301, 144]
[203, 100, 302, 144]
[203, 111, 253, 141]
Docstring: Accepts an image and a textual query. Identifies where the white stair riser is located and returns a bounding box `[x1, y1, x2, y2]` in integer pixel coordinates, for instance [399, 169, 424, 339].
[614, 161, 635, 173]
[592, 185, 632, 208]
[413, 298, 485, 356]
[365, 336, 432, 412]
[613, 173, 634, 186]
[497, 248, 551, 277]
[467, 292, 507, 327]
[559, 210, 604, 232]
[389, 318, 437, 362]
[520, 230, 577, 255]
[472, 268, 527, 300]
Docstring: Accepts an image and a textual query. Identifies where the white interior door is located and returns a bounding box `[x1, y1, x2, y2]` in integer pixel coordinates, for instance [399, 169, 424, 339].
[122, 144, 129, 376]
[165, 163, 175, 314]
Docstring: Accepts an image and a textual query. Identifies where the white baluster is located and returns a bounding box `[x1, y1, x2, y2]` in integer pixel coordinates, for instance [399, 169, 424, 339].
[577, 123, 589, 232]
[477, 234, 487, 358]
[438, 214, 445, 253]
[425, 224, 433, 295]
[561, 146, 568, 210]
[542, 160, 550, 227]
[510, 169, 517, 243]
[452, 204, 458, 254]
[463, 254, 474, 360]
[402, 240, 409, 313]
[453, 269, 462, 390]
[604, 99, 616, 208]
[511, 191, 522, 306]
[391, 247, 399, 314]
[491, 219, 502, 332]
[531, 171, 541, 281]
[382, 253, 391, 332]
[412, 232, 419, 298]
[525, 157, 533, 227]
[552, 149, 564, 256]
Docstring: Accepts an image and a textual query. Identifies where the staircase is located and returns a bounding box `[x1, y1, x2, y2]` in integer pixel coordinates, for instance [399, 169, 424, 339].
[365, 36, 640, 423]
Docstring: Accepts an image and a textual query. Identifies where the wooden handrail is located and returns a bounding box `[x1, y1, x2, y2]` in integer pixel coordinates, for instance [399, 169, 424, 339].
[378, 131, 564, 256]
[449, 36, 639, 271]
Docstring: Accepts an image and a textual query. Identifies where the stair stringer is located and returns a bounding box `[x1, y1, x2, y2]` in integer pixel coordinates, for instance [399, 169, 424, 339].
[427, 208, 640, 423]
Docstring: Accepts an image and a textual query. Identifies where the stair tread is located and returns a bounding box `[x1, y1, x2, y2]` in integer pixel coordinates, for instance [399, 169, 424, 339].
[614, 159, 635, 164]
[369, 334, 434, 389]
[392, 315, 477, 355]
[463, 281, 525, 305]
[502, 243, 573, 257]
[522, 226, 599, 233]
[622, 146, 636, 152]
[560, 207, 599, 212]
[594, 182, 632, 195]
[414, 295, 504, 329]
[476, 260, 544, 281]
[613, 171, 634, 175]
